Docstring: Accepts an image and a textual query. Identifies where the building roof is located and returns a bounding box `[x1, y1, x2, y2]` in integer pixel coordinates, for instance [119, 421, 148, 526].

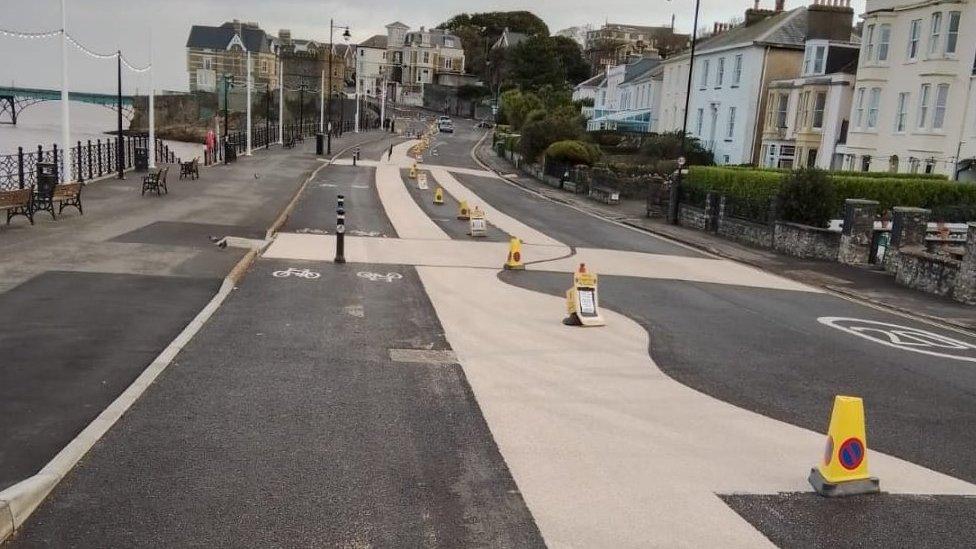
[404, 28, 463, 48]
[666, 7, 807, 62]
[359, 34, 388, 49]
[386, 21, 409, 29]
[492, 27, 529, 49]
[186, 22, 272, 53]
[575, 73, 606, 89]
[622, 57, 660, 84]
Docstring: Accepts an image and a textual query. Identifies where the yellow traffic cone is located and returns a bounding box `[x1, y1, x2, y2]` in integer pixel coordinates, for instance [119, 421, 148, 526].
[433, 187, 444, 205]
[409, 163, 418, 179]
[457, 200, 470, 220]
[808, 395, 880, 497]
[504, 237, 525, 270]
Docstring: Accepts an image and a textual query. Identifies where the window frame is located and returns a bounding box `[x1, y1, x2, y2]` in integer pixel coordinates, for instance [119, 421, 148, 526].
[716, 57, 725, 87]
[732, 54, 743, 86]
[700, 59, 710, 89]
[908, 19, 922, 60]
[864, 24, 875, 63]
[917, 83, 931, 129]
[812, 91, 826, 129]
[928, 12, 942, 56]
[946, 11, 960, 55]
[727, 106, 736, 139]
[877, 24, 891, 61]
[933, 83, 949, 130]
[855, 88, 865, 128]
[895, 92, 909, 133]
[867, 88, 881, 129]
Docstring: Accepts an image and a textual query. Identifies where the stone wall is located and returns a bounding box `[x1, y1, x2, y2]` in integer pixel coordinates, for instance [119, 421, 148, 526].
[678, 204, 709, 231]
[892, 248, 960, 298]
[773, 222, 841, 261]
[718, 216, 774, 248]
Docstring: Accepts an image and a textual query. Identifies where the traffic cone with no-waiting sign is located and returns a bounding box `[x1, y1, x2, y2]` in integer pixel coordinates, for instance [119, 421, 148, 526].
[504, 237, 524, 270]
[808, 395, 880, 497]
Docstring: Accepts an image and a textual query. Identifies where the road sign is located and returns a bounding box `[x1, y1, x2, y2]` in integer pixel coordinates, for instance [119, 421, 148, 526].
[838, 437, 865, 470]
[418, 172, 428, 190]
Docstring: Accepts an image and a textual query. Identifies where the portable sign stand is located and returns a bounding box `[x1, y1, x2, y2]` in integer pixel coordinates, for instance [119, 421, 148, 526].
[468, 206, 487, 237]
[418, 172, 429, 190]
[564, 264, 605, 327]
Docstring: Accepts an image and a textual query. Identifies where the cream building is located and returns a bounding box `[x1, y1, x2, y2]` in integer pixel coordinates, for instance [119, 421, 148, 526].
[838, 0, 976, 180]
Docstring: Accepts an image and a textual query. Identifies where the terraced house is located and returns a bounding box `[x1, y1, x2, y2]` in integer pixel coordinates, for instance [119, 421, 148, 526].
[384, 22, 467, 106]
[838, 0, 976, 180]
[659, 1, 857, 166]
[760, 2, 859, 169]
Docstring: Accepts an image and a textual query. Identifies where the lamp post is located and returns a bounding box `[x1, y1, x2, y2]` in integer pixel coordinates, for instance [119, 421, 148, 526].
[222, 74, 235, 164]
[668, 0, 701, 225]
[327, 19, 352, 153]
[275, 42, 283, 145]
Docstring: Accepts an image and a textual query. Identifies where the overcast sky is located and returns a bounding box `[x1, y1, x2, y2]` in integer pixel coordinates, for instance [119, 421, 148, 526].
[0, 0, 866, 94]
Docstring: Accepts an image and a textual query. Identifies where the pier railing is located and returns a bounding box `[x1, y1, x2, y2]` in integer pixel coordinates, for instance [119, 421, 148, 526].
[0, 136, 181, 191]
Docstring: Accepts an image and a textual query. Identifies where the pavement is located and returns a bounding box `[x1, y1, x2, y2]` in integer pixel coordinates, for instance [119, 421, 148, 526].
[0, 130, 388, 494]
[6, 119, 976, 548]
[472, 137, 976, 332]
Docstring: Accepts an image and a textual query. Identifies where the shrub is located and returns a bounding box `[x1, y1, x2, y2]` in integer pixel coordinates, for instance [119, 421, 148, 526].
[777, 169, 837, 228]
[519, 115, 584, 161]
[545, 140, 600, 166]
[685, 166, 976, 222]
[640, 131, 714, 165]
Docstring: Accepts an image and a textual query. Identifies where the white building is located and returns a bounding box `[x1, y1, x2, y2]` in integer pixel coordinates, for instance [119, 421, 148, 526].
[356, 34, 388, 99]
[838, 0, 976, 180]
[587, 58, 662, 132]
[760, 39, 859, 169]
[659, 2, 856, 165]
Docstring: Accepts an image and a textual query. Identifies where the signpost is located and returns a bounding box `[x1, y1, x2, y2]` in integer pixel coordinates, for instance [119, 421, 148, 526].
[564, 264, 605, 327]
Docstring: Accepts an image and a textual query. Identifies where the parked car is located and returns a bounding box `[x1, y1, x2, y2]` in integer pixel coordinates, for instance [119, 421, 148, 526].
[438, 120, 454, 133]
[475, 120, 494, 129]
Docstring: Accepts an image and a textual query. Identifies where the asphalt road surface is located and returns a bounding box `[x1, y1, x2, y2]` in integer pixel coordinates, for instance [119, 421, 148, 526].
[8, 121, 976, 548]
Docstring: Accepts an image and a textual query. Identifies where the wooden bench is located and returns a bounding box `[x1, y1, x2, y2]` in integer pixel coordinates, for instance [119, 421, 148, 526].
[589, 185, 620, 205]
[53, 182, 83, 216]
[1, 187, 34, 225]
[142, 167, 169, 196]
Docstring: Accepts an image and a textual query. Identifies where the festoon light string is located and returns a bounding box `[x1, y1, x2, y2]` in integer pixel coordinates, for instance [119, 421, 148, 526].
[1, 25, 150, 72]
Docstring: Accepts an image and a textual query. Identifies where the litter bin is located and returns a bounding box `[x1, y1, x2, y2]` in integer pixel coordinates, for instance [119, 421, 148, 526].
[316, 133, 324, 155]
[35, 161, 58, 211]
[134, 147, 149, 171]
[224, 140, 237, 163]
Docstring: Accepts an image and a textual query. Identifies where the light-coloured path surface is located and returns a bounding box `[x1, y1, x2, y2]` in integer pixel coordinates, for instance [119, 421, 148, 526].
[269, 138, 976, 547]
[331, 157, 500, 179]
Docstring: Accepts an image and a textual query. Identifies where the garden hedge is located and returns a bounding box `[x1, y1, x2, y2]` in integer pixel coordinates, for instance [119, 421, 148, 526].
[686, 166, 976, 221]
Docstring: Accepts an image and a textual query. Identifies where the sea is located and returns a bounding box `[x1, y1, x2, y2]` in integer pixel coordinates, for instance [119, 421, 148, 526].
[0, 101, 203, 161]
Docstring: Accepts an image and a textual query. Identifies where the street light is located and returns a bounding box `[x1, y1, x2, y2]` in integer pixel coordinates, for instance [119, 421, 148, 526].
[327, 19, 352, 154]
[222, 74, 236, 164]
[668, 0, 702, 225]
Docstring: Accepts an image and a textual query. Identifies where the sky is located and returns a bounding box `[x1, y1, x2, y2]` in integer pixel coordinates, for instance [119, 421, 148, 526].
[0, 0, 867, 94]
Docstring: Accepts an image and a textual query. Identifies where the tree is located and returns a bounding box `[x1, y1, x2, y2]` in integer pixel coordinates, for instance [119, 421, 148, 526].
[438, 11, 550, 78]
[507, 36, 566, 91]
[550, 36, 591, 85]
[519, 113, 585, 161]
[499, 89, 543, 129]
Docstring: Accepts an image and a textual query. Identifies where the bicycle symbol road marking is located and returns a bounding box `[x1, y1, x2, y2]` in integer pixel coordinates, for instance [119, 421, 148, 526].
[357, 271, 403, 283]
[272, 268, 321, 279]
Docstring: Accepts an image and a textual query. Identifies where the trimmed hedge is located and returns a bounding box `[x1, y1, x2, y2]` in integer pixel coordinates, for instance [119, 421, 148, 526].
[717, 164, 948, 181]
[686, 166, 976, 221]
[545, 140, 600, 166]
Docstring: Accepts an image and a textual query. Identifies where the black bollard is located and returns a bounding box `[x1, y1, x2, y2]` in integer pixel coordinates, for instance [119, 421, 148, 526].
[335, 207, 346, 264]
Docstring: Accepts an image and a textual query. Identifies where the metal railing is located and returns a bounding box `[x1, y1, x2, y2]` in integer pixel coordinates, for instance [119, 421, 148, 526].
[1, 136, 181, 191]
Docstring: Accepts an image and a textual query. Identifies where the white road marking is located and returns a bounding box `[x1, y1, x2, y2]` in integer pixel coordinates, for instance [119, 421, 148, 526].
[356, 271, 403, 283]
[818, 317, 976, 363]
[272, 267, 320, 279]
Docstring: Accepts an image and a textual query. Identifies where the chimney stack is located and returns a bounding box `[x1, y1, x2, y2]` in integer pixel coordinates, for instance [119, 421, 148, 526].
[807, 0, 854, 41]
